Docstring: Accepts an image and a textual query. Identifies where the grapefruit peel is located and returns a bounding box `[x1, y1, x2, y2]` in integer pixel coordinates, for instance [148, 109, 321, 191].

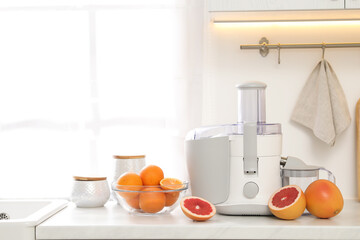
[268, 185, 306, 220]
[305, 179, 344, 219]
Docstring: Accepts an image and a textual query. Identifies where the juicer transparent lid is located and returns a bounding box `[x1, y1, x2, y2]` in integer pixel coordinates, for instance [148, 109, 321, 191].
[186, 123, 281, 140]
[186, 81, 281, 140]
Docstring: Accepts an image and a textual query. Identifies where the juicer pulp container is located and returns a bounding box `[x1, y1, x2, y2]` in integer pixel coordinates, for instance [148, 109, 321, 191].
[281, 156, 336, 192]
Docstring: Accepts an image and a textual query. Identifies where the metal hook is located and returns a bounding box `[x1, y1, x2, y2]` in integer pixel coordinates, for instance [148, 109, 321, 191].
[322, 43, 326, 59]
[277, 43, 281, 64]
[259, 37, 269, 57]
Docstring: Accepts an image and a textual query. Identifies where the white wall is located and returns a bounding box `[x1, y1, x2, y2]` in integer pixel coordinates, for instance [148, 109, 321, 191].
[203, 15, 360, 199]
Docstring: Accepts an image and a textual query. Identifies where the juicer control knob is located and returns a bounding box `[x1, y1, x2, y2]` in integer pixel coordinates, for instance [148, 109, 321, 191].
[243, 181, 259, 199]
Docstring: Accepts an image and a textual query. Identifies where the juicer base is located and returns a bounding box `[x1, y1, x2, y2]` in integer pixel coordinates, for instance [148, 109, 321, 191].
[215, 203, 271, 215]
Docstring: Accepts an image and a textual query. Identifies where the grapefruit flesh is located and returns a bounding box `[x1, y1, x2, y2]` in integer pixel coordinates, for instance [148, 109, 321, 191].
[272, 187, 299, 208]
[268, 185, 306, 220]
[180, 196, 216, 221]
[305, 179, 343, 219]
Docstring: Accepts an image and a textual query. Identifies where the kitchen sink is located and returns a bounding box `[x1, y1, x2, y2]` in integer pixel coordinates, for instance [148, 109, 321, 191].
[0, 199, 68, 240]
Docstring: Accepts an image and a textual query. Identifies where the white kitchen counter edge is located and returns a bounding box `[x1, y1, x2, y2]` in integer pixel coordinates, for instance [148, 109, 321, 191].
[36, 200, 360, 239]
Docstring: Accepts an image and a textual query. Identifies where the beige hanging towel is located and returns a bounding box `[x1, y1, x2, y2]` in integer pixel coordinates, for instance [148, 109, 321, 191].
[291, 59, 351, 146]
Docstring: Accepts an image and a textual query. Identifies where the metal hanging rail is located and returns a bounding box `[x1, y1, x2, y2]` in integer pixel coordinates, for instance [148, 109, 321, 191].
[240, 37, 360, 64]
[241, 41, 360, 50]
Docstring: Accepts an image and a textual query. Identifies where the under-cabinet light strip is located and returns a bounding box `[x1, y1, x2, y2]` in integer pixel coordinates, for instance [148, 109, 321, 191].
[214, 18, 360, 24]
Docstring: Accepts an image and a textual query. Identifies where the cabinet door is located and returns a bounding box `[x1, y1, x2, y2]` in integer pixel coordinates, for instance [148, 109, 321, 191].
[346, 0, 360, 8]
[208, 0, 344, 12]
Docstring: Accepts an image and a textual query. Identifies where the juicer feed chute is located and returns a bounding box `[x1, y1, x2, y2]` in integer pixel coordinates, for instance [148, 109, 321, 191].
[185, 82, 282, 215]
[237, 81, 266, 124]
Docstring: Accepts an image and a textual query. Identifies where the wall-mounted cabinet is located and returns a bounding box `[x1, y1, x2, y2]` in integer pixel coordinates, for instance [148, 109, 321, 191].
[208, 0, 359, 12]
[208, 0, 360, 22]
[346, 0, 360, 8]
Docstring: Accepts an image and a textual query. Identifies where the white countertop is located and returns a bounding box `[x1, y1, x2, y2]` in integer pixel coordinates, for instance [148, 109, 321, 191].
[37, 199, 360, 240]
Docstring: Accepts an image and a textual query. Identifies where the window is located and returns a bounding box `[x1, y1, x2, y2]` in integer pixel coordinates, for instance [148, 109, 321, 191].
[0, 0, 203, 198]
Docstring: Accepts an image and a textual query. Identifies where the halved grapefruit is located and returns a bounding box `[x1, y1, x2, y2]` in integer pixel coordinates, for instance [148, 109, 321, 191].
[180, 196, 216, 221]
[268, 185, 306, 220]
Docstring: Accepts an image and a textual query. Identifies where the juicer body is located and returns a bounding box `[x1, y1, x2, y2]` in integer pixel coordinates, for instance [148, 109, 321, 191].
[185, 81, 282, 215]
[185, 133, 282, 215]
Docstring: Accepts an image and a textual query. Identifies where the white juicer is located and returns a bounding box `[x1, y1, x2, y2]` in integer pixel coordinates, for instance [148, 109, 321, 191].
[185, 82, 282, 215]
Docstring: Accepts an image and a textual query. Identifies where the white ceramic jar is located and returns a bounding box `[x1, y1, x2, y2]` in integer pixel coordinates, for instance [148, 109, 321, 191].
[112, 155, 146, 183]
[112, 155, 146, 205]
[71, 176, 110, 208]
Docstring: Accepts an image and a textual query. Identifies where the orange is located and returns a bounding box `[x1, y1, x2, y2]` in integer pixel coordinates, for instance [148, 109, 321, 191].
[125, 196, 140, 209]
[139, 165, 164, 186]
[268, 185, 306, 220]
[139, 187, 166, 213]
[163, 192, 180, 206]
[116, 172, 143, 199]
[305, 179, 344, 219]
[180, 196, 216, 221]
[160, 178, 184, 189]
[160, 178, 184, 206]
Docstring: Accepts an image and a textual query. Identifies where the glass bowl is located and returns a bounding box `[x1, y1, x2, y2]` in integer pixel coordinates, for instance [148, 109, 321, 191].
[112, 181, 188, 215]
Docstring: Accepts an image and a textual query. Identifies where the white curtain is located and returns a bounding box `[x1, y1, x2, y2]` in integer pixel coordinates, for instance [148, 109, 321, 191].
[0, 0, 204, 198]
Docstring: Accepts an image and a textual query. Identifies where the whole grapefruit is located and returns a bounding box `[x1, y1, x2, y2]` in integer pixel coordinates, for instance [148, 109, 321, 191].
[305, 179, 343, 219]
[268, 185, 306, 220]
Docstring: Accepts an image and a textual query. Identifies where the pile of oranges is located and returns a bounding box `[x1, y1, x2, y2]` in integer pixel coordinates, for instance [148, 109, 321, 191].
[116, 164, 183, 213]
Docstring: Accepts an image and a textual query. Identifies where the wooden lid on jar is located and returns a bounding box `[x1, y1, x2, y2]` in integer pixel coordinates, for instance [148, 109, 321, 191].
[113, 155, 145, 159]
[73, 176, 107, 181]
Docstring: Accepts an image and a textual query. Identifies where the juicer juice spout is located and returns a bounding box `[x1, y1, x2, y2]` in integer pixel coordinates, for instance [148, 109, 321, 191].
[237, 82, 267, 175]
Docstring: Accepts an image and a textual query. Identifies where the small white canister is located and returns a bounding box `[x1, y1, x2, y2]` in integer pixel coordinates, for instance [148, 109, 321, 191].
[71, 176, 110, 208]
